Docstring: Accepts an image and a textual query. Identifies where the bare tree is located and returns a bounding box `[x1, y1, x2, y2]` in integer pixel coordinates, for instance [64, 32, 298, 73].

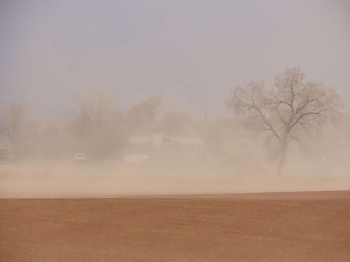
[127, 97, 162, 134]
[1, 103, 27, 155]
[226, 68, 344, 175]
[78, 89, 117, 128]
[161, 111, 194, 135]
[70, 89, 126, 157]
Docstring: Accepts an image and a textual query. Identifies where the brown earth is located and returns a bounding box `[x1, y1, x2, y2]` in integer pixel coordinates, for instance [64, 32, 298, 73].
[1, 191, 350, 262]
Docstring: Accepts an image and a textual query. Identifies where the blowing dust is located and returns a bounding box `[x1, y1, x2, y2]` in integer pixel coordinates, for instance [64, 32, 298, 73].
[1, 135, 349, 198]
[1, 2, 350, 198]
[1, 90, 350, 198]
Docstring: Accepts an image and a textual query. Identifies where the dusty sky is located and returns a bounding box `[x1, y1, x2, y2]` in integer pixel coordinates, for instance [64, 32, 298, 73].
[0, 0, 349, 120]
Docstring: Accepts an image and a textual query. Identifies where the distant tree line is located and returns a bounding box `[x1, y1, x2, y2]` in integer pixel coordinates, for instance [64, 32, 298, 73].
[0, 68, 345, 176]
[0, 89, 203, 159]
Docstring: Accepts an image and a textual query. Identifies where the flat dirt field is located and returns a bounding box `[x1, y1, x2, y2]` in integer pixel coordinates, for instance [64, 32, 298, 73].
[1, 191, 350, 262]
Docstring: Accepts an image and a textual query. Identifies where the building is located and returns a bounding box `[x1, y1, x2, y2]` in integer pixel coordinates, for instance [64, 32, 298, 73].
[127, 128, 205, 161]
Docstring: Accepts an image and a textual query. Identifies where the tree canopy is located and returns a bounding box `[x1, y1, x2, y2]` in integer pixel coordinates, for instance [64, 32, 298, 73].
[226, 68, 344, 174]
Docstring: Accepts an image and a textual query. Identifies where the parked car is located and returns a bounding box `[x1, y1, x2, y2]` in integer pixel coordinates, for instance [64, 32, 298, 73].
[72, 153, 87, 162]
[133, 154, 150, 161]
[121, 154, 150, 162]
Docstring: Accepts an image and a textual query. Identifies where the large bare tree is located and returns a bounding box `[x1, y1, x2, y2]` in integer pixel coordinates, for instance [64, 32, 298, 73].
[226, 68, 344, 175]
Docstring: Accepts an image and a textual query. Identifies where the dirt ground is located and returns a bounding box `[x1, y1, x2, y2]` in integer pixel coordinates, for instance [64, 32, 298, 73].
[1, 191, 350, 262]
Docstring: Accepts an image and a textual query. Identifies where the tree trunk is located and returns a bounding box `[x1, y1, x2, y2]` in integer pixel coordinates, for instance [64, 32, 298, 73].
[277, 139, 288, 176]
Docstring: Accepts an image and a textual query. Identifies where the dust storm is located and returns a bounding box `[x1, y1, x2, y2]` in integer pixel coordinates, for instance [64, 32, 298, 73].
[1, 1, 350, 261]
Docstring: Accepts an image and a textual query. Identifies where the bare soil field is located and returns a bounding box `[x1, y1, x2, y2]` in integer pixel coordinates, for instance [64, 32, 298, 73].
[1, 191, 350, 262]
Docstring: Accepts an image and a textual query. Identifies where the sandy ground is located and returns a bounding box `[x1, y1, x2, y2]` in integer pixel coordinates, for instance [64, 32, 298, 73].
[1, 171, 350, 198]
[1, 160, 350, 198]
[1, 191, 350, 262]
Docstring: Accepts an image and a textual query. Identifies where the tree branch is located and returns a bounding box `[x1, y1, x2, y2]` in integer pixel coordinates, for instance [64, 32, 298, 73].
[290, 111, 326, 130]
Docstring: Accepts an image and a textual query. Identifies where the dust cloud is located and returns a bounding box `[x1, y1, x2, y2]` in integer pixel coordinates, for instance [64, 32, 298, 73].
[1, 1, 350, 198]
[1, 119, 350, 198]
[1, 161, 350, 198]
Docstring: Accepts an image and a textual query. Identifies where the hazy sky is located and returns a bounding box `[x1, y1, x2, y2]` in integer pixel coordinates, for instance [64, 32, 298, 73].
[1, 0, 349, 119]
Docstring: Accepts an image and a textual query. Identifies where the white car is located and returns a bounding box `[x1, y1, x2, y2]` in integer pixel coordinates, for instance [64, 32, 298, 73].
[121, 154, 150, 162]
[133, 154, 150, 161]
[72, 153, 87, 162]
